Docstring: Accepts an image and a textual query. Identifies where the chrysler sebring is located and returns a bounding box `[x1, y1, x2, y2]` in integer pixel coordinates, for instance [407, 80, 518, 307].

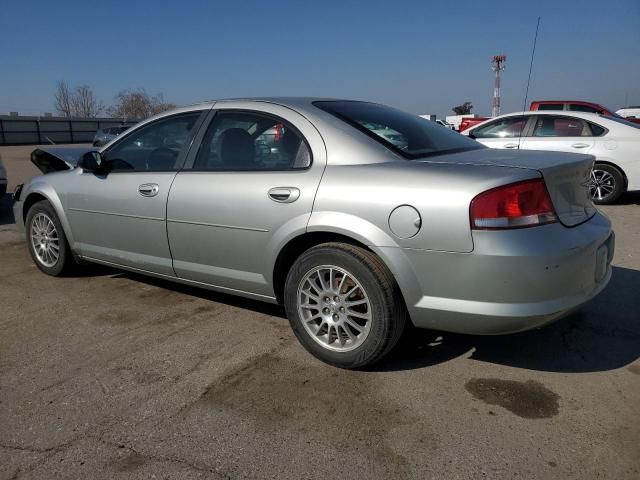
[13, 98, 614, 368]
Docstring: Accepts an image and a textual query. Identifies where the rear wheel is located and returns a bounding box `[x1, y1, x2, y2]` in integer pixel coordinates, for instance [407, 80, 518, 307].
[589, 163, 625, 204]
[284, 242, 406, 369]
[26, 200, 75, 276]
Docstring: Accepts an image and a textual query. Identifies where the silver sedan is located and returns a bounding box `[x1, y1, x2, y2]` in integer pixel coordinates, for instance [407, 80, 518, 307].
[13, 98, 614, 368]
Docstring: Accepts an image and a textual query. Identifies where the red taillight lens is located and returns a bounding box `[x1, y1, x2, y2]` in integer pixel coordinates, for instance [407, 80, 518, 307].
[470, 179, 558, 229]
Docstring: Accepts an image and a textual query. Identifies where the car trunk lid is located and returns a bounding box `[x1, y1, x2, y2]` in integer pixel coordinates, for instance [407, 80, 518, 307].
[420, 148, 597, 227]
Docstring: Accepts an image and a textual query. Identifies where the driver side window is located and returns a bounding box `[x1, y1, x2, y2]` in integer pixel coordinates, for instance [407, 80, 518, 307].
[104, 112, 201, 172]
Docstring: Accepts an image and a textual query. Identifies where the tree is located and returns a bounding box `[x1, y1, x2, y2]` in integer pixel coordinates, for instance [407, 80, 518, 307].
[107, 89, 176, 119]
[54, 80, 74, 117]
[452, 102, 473, 115]
[72, 85, 104, 117]
[54, 81, 104, 117]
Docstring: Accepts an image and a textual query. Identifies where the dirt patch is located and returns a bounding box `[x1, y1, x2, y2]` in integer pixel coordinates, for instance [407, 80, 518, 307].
[93, 310, 140, 325]
[627, 364, 640, 376]
[465, 378, 560, 419]
[197, 353, 420, 476]
[116, 450, 147, 472]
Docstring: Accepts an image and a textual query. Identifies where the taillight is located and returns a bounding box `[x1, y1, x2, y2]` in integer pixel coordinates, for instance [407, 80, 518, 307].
[470, 179, 558, 229]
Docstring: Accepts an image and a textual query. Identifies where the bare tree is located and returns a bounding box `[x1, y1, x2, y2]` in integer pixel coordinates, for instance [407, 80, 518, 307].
[72, 85, 105, 117]
[54, 80, 74, 117]
[452, 102, 473, 115]
[107, 89, 176, 119]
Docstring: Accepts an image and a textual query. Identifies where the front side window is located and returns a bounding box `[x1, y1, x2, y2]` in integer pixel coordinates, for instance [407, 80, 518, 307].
[105, 112, 201, 171]
[193, 111, 311, 171]
[532, 115, 594, 137]
[314, 101, 482, 159]
[472, 116, 527, 139]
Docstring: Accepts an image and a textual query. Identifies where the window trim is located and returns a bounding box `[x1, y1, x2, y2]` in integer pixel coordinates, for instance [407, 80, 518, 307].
[99, 110, 207, 173]
[183, 109, 314, 172]
[313, 100, 483, 159]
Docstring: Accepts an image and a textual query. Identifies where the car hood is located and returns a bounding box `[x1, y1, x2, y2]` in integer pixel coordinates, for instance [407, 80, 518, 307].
[31, 146, 95, 174]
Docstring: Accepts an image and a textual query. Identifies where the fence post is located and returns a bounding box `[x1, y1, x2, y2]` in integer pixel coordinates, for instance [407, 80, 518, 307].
[36, 118, 42, 144]
[69, 120, 74, 143]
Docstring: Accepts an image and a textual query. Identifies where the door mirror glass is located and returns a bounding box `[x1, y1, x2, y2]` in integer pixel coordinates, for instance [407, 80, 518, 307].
[80, 151, 109, 173]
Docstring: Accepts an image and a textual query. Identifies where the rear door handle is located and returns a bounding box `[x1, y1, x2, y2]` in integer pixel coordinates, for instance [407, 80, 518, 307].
[571, 143, 590, 149]
[138, 183, 159, 197]
[504, 143, 519, 149]
[268, 187, 300, 203]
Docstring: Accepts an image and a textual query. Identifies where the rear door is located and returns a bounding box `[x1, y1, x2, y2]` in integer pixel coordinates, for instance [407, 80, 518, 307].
[167, 102, 326, 298]
[470, 115, 530, 149]
[520, 114, 595, 154]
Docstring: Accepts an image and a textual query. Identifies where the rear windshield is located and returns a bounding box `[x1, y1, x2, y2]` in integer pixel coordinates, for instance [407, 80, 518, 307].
[314, 101, 483, 159]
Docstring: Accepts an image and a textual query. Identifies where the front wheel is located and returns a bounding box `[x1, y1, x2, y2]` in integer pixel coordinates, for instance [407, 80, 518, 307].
[284, 242, 406, 369]
[589, 163, 625, 205]
[26, 200, 75, 276]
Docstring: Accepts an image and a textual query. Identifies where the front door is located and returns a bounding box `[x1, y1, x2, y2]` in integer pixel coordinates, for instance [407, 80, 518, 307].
[66, 111, 205, 275]
[167, 103, 326, 298]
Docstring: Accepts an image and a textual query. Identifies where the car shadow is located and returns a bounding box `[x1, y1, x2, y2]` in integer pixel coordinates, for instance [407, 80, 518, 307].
[373, 265, 640, 373]
[617, 191, 640, 206]
[0, 193, 15, 225]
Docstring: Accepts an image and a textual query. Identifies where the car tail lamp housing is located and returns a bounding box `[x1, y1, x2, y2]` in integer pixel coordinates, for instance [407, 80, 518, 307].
[470, 179, 558, 229]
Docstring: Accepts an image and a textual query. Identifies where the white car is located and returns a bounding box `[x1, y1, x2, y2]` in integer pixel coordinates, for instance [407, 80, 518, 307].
[464, 111, 640, 204]
[616, 107, 640, 119]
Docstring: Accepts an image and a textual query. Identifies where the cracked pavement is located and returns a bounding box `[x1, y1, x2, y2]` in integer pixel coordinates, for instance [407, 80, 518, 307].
[1, 145, 639, 479]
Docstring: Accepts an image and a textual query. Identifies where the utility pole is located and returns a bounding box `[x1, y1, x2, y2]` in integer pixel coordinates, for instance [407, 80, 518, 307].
[491, 55, 507, 117]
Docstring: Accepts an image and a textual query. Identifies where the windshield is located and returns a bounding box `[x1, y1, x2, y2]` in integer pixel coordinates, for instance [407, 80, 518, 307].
[314, 101, 483, 159]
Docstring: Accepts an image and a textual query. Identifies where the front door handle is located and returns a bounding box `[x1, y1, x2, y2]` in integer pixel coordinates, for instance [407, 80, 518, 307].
[138, 183, 159, 197]
[268, 187, 300, 203]
[504, 143, 519, 149]
[571, 143, 590, 149]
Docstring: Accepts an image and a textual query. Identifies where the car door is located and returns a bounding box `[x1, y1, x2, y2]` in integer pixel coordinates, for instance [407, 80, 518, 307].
[519, 114, 595, 154]
[469, 115, 530, 149]
[66, 110, 206, 275]
[167, 102, 326, 298]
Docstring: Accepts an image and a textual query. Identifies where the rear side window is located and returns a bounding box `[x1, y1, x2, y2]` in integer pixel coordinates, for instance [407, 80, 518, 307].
[471, 116, 527, 139]
[536, 103, 564, 111]
[569, 104, 599, 113]
[193, 111, 311, 171]
[314, 101, 482, 159]
[531, 115, 600, 137]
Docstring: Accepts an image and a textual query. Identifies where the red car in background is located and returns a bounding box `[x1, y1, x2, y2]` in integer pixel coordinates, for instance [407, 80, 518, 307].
[458, 116, 489, 132]
[530, 100, 640, 124]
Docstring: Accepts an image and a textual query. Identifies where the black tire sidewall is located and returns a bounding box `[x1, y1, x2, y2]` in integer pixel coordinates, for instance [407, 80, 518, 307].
[284, 245, 398, 368]
[592, 163, 624, 204]
[25, 200, 70, 276]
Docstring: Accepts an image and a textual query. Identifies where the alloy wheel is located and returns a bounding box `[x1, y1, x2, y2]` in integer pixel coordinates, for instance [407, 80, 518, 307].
[588, 168, 616, 202]
[30, 212, 60, 267]
[297, 265, 372, 352]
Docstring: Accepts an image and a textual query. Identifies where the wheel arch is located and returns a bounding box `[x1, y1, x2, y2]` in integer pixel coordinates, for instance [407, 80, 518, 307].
[22, 185, 77, 251]
[594, 159, 629, 189]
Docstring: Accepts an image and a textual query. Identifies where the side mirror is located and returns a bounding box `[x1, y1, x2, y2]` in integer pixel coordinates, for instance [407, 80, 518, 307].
[79, 151, 109, 173]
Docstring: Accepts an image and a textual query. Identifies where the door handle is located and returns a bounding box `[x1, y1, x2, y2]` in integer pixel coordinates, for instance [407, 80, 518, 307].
[268, 187, 300, 203]
[571, 143, 590, 149]
[504, 143, 519, 149]
[138, 183, 159, 197]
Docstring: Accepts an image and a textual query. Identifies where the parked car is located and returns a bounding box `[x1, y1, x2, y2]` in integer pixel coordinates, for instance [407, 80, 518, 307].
[616, 106, 640, 120]
[459, 116, 489, 132]
[435, 119, 455, 129]
[93, 125, 131, 147]
[531, 100, 640, 125]
[0, 156, 7, 197]
[464, 110, 640, 204]
[14, 98, 613, 368]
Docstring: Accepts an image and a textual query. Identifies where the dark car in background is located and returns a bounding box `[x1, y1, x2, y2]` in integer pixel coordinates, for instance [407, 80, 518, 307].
[0, 156, 7, 197]
[92, 126, 131, 147]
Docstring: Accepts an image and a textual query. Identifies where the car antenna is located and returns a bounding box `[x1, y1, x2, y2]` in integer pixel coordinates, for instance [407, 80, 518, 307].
[519, 16, 541, 148]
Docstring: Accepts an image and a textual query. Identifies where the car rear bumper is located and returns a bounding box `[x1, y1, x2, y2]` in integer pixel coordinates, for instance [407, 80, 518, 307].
[379, 212, 614, 335]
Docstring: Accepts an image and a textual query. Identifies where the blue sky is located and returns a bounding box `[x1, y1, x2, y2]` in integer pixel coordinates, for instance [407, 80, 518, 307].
[1, 0, 639, 118]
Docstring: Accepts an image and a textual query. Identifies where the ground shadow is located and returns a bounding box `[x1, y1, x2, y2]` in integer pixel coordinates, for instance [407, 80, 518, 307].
[375, 265, 640, 373]
[617, 191, 640, 206]
[0, 194, 15, 225]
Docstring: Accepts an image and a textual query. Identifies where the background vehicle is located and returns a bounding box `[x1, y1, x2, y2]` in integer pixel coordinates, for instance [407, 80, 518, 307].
[13, 99, 613, 368]
[616, 106, 640, 119]
[0, 156, 6, 197]
[465, 111, 640, 204]
[435, 119, 455, 129]
[92, 125, 131, 146]
[459, 116, 489, 132]
[531, 100, 640, 125]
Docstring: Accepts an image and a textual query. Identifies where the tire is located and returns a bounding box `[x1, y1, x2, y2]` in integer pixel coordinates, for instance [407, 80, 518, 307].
[284, 242, 407, 369]
[25, 200, 75, 276]
[590, 163, 625, 205]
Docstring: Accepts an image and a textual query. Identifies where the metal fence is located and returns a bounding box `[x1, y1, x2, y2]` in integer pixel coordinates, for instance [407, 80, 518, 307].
[0, 116, 139, 145]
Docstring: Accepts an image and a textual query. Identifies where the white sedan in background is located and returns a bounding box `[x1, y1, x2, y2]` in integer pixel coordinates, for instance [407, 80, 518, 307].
[464, 111, 640, 204]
